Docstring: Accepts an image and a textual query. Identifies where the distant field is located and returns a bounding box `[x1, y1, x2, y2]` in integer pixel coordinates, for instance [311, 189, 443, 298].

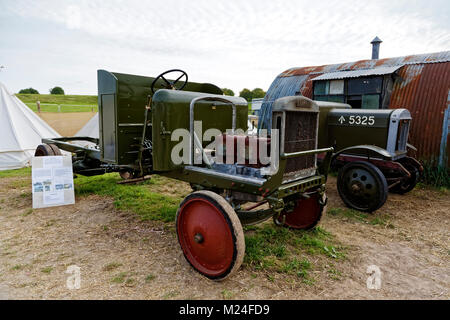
[38, 112, 96, 136]
[16, 93, 97, 105]
[23, 103, 98, 113]
[16, 93, 98, 113]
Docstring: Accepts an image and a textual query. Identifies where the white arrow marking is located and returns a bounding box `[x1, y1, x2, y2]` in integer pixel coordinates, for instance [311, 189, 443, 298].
[338, 116, 345, 124]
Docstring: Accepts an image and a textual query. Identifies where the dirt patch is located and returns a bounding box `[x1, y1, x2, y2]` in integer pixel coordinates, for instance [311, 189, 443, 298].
[37, 112, 96, 136]
[0, 175, 448, 300]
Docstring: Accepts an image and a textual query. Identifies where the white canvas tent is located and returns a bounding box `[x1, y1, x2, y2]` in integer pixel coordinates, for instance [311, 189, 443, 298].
[0, 82, 60, 170]
[74, 112, 99, 148]
[75, 112, 98, 138]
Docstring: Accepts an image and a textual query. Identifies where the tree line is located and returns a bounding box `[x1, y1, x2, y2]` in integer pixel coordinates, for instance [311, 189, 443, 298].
[18, 86, 65, 95]
[222, 88, 266, 102]
[18, 86, 265, 100]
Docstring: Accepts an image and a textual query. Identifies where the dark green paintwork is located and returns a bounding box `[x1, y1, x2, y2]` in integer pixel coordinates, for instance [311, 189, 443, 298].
[332, 145, 394, 160]
[94, 71, 334, 223]
[97, 70, 223, 166]
[161, 155, 330, 201]
[151, 90, 248, 171]
[159, 95, 334, 202]
[317, 101, 394, 152]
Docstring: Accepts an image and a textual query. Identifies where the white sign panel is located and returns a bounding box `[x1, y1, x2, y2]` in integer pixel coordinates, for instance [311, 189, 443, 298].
[32, 156, 75, 208]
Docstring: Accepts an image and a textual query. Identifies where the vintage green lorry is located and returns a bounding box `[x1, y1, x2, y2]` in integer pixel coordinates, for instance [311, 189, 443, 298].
[317, 101, 423, 212]
[316, 101, 422, 212]
[35, 69, 334, 280]
[259, 97, 422, 213]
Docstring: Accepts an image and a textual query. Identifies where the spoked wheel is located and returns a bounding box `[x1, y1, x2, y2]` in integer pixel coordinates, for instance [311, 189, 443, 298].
[34, 143, 62, 156]
[390, 163, 420, 195]
[337, 161, 388, 212]
[273, 193, 326, 230]
[176, 190, 245, 281]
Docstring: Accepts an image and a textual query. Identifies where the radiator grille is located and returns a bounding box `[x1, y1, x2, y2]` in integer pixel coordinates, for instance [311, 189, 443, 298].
[396, 119, 410, 152]
[283, 111, 318, 181]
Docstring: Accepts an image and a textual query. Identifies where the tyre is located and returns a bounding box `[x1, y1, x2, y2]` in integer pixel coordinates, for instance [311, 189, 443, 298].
[273, 192, 326, 230]
[34, 143, 62, 156]
[390, 163, 419, 195]
[176, 190, 245, 281]
[337, 161, 388, 212]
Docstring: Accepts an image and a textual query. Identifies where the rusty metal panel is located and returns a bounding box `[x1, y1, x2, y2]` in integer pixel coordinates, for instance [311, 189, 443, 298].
[390, 62, 450, 164]
[300, 77, 315, 98]
[439, 102, 449, 167]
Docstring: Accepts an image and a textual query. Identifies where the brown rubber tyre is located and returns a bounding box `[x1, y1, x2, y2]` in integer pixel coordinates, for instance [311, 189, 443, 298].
[176, 190, 245, 281]
[34, 143, 61, 156]
[48, 144, 62, 155]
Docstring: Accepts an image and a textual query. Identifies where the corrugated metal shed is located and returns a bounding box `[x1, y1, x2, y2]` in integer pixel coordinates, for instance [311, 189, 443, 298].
[262, 51, 450, 166]
[313, 66, 402, 81]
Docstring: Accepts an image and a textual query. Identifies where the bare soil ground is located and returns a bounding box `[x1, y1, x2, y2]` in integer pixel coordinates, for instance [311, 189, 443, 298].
[38, 112, 96, 136]
[0, 175, 448, 300]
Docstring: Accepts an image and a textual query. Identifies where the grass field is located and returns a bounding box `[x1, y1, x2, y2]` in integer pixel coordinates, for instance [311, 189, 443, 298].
[1, 166, 449, 299]
[16, 93, 97, 105]
[23, 103, 98, 113]
[16, 93, 98, 113]
[1, 167, 344, 281]
[16, 93, 250, 114]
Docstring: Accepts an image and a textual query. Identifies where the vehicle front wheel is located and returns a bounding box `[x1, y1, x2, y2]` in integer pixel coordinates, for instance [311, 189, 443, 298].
[176, 190, 245, 281]
[337, 161, 388, 212]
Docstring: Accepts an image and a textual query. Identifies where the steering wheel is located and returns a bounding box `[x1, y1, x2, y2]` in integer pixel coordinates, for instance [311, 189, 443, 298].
[151, 69, 188, 94]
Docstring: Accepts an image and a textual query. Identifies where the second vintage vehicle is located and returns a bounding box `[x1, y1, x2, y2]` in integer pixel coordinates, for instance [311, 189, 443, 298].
[316, 101, 423, 212]
[35, 69, 334, 280]
[258, 98, 422, 212]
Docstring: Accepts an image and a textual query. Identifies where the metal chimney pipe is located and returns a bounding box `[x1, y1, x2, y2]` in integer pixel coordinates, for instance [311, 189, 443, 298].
[371, 37, 382, 60]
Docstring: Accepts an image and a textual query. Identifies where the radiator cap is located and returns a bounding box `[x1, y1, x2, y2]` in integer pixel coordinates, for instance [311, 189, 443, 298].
[272, 96, 319, 113]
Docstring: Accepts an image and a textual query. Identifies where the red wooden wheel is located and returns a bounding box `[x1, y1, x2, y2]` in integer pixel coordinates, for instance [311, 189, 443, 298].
[274, 193, 325, 230]
[176, 191, 245, 281]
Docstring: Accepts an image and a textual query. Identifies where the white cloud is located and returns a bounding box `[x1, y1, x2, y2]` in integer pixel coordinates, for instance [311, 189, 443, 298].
[0, 0, 448, 94]
[65, 5, 82, 30]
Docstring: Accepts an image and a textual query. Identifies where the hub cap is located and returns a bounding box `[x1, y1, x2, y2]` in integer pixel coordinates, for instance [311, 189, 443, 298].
[342, 168, 378, 208]
[177, 198, 234, 277]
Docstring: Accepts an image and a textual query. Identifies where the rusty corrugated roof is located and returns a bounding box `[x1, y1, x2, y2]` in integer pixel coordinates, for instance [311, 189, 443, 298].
[262, 50, 450, 166]
[280, 51, 450, 77]
[313, 66, 403, 81]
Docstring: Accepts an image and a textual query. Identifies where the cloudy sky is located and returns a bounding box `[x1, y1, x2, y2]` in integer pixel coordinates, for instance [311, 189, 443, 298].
[0, 0, 449, 95]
